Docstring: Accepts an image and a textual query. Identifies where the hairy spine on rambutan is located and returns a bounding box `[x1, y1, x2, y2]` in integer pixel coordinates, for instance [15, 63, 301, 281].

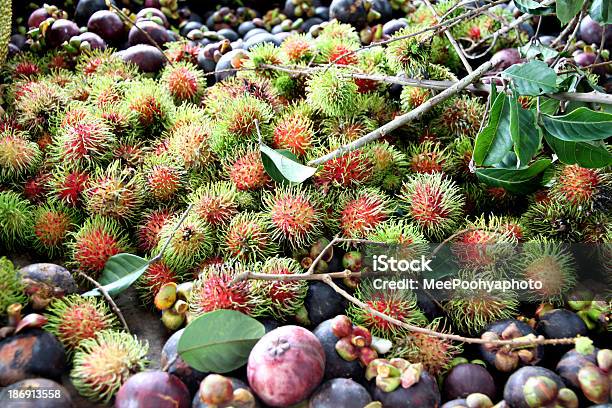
[0, 129, 42, 181]
[135, 260, 179, 307]
[160, 61, 206, 103]
[15, 80, 68, 137]
[399, 173, 465, 240]
[84, 161, 144, 221]
[550, 165, 610, 211]
[203, 76, 281, 120]
[263, 186, 323, 249]
[122, 78, 174, 136]
[31, 200, 78, 257]
[386, 26, 432, 73]
[520, 201, 583, 242]
[280, 33, 314, 63]
[433, 95, 485, 139]
[189, 262, 258, 317]
[0, 257, 27, 320]
[311, 138, 373, 190]
[166, 122, 217, 174]
[221, 212, 278, 263]
[70, 330, 148, 403]
[321, 115, 377, 141]
[23, 171, 52, 203]
[335, 187, 395, 241]
[244, 43, 285, 79]
[68, 216, 133, 279]
[224, 147, 272, 191]
[406, 141, 449, 174]
[188, 181, 240, 228]
[366, 219, 429, 262]
[306, 67, 358, 117]
[251, 257, 308, 320]
[142, 154, 185, 204]
[272, 107, 315, 157]
[0, 191, 33, 249]
[367, 142, 408, 191]
[48, 166, 90, 207]
[44, 294, 119, 354]
[136, 208, 173, 254]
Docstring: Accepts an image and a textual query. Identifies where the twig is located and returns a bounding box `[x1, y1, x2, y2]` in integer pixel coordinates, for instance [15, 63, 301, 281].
[306, 235, 339, 275]
[307, 59, 496, 166]
[552, 3, 588, 67]
[551, 13, 578, 47]
[149, 204, 193, 264]
[234, 268, 360, 284]
[422, 0, 473, 73]
[78, 271, 130, 333]
[595, 25, 607, 64]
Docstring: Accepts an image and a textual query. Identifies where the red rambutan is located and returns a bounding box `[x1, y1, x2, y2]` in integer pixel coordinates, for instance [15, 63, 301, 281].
[550, 165, 609, 210]
[136, 260, 179, 307]
[280, 33, 314, 63]
[406, 141, 448, 174]
[167, 122, 216, 173]
[136, 208, 173, 254]
[53, 115, 116, 167]
[189, 181, 240, 228]
[49, 167, 90, 207]
[32, 201, 78, 257]
[23, 171, 52, 203]
[142, 155, 185, 203]
[312, 143, 372, 190]
[226, 148, 272, 191]
[160, 61, 205, 103]
[272, 109, 315, 157]
[336, 188, 394, 240]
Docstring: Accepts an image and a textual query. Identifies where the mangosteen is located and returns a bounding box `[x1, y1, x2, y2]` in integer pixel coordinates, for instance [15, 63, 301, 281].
[243, 28, 269, 41]
[244, 32, 281, 49]
[75, 0, 113, 26]
[536, 309, 588, 340]
[10, 34, 27, 50]
[116, 44, 167, 73]
[136, 7, 170, 28]
[329, 0, 368, 29]
[28, 8, 51, 29]
[573, 51, 607, 76]
[369, 369, 441, 408]
[557, 348, 611, 405]
[443, 363, 496, 400]
[479, 319, 544, 372]
[260, 318, 283, 333]
[370, 0, 393, 22]
[579, 16, 612, 48]
[303, 281, 347, 327]
[161, 328, 207, 395]
[128, 20, 172, 47]
[315, 6, 330, 19]
[302, 17, 325, 33]
[115, 371, 191, 408]
[214, 49, 249, 82]
[87, 10, 126, 44]
[238, 21, 259, 36]
[382, 18, 408, 36]
[46, 19, 81, 49]
[181, 21, 204, 37]
[0, 329, 66, 386]
[0, 378, 73, 408]
[72, 32, 107, 50]
[309, 378, 372, 408]
[218, 28, 240, 41]
[503, 366, 578, 408]
[313, 319, 365, 383]
[441, 394, 495, 408]
[18, 264, 77, 310]
[490, 48, 522, 70]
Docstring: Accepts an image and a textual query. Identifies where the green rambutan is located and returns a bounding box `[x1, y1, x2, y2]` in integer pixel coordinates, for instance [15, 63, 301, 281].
[15, 80, 68, 136]
[354, 47, 387, 93]
[433, 95, 485, 139]
[48, 166, 90, 207]
[399, 173, 465, 240]
[84, 161, 144, 221]
[520, 201, 583, 241]
[272, 107, 315, 157]
[0, 129, 42, 181]
[335, 188, 395, 240]
[263, 186, 323, 249]
[136, 208, 173, 254]
[243, 43, 284, 79]
[160, 61, 206, 104]
[142, 154, 185, 204]
[225, 147, 272, 191]
[166, 122, 217, 174]
[367, 141, 408, 191]
[406, 141, 449, 174]
[305, 67, 358, 117]
[0, 257, 27, 320]
[189, 181, 240, 228]
[401, 86, 433, 112]
[251, 257, 308, 320]
[88, 75, 126, 109]
[347, 278, 427, 339]
[221, 212, 278, 263]
[280, 33, 314, 63]
[316, 20, 360, 45]
[445, 136, 475, 181]
[68, 216, 133, 279]
[549, 165, 610, 211]
[167, 103, 207, 134]
[0, 190, 33, 249]
[386, 25, 433, 74]
[444, 270, 519, 335]
[44, 294, 119, 353]
[390, 318, 462, 377]
[321, 114, 377, 141]
[203, 76, 281, 119]
[311, 139, 373, 190]
[122, 78, 174, 135]
[211, 94, 273, 158]
[189, 262, 258, 317]
[135, 260, 179, 307]
[31, 201, 78, 257]
[70, 330, 148, 403]
[519, 238, 576, 304]
[156, 213, 215, 276]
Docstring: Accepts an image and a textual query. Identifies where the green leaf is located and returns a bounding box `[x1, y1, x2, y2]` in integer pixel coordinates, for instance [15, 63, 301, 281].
[590, 0, 612, 24]
[544, 132, 612, 168]
[541, 107, 612, 141]
[509, 97, 542, 167]
[556, 0, 583, 24]
[473, 94, 513, 166]
[514, 0, 555, 15]
[475, 159, 552, 194]
[519, 42, 559, 60]
[82, 254, 149, 297]
[538, 97, 560, 115]
[178, 310, 265, 373]
[503, 61, 558, 96]
[260, 144, 317, 184]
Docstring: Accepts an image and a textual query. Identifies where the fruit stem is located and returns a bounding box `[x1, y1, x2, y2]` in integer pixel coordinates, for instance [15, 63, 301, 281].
[149, 204, 193, 264]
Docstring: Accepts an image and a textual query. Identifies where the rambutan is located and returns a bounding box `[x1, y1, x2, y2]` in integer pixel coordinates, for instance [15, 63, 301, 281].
[347, 278, 427, 339]
[390, 318, 462, 377]
[399, 173, 465, 240]
[0, 257, 27, 321]
[312, 139, 373, 190]
[68, 216, 133, 279]
[166, 122, 216, 173]
[70, 330, 148, 403]
[204, 76, 281, 119]
[316, 20, 360, 45]
[401, 86, 433, 112]
[306, 68, 358, 117]
[335, 188, 394, 240]
[225, 147, 272, 191]
[15, 80, 68, 136]
[7, 53, 42, 79]
[550, 165, 610, 211]
[444, 270, 519, 334]
[445, 136, 475, 181]
[31, 201, 78, 257]
[122, 78, 174, 135]
[0, 191, 33, 249]
[433, 95, 485, 139]
[244, 43, 284, 78]
[156, 213, 215, 276]
[113, 139, 148, 168]
[0, 129, 42, 181]
[84, 161, 144, 221]
[48, 167, 90, 207]
[386, 25, 432, 73]
[519, 238, 576, 304]
[23, 171, 52, 203]
[76, 49, 137, 79]
[136, 208, 173, 254]
[164, 40, 201, 64]
[44, 294, 119, 353]
[280, 33, 314, 63]
[221, 212, 278, 263]
[316, 37, 359, 65]
[367, 142, 409, 191]
[272, 107, 315, 156]
[160, 61, 205, 103]
[142, 154, 185, 203]
[189, 262, 257, 317]
[189, 181, 240, 228]
[263, 186, 323, 249]
[88, 75, 126, 109]
[135, 260, 179, 307]
[251, 257, 308, 320]
[406, 141, 449, 174]
[166, 103, 207, 134]
[321, 115, 377, 141]
[520, 201, 583, 241]
[366, 219, 429, 260]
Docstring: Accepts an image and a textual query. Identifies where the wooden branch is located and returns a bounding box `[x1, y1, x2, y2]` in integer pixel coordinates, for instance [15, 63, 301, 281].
[78, 271, 130, 333]
[149, 204, 193, 264]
